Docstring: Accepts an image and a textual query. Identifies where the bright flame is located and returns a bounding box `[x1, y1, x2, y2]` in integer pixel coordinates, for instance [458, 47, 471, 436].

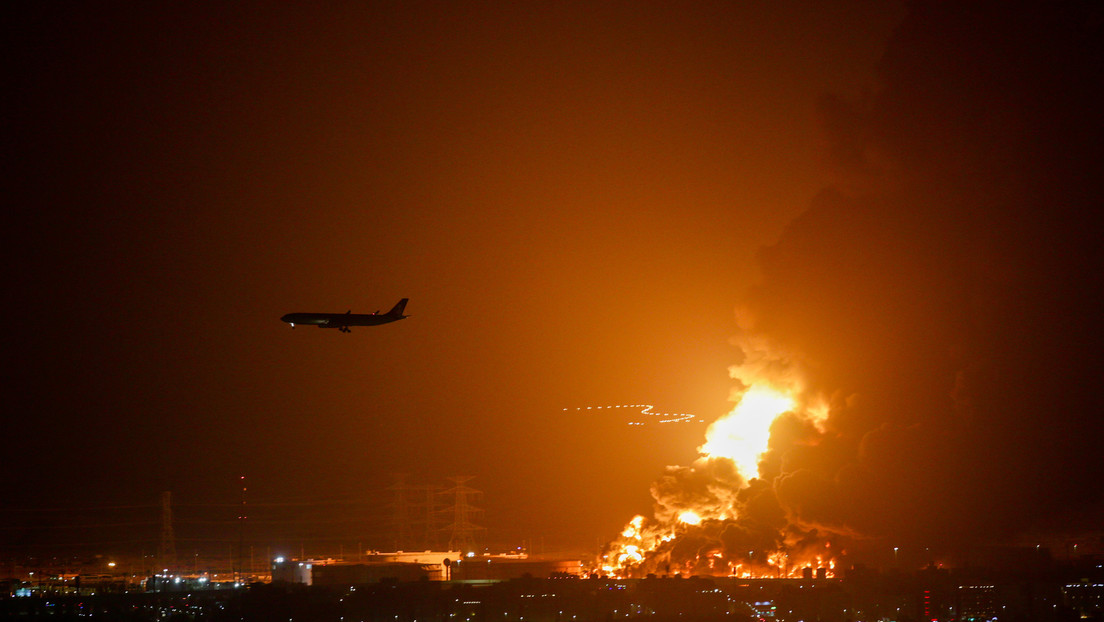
[698, 386, 795, 478]
[621, 515, 645, 539]
[678, 510, 702, 525]
[599, 384, 836, 580]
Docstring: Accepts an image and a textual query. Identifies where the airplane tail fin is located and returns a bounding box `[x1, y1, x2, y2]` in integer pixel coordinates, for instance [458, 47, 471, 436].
[387, 298, 409, 317]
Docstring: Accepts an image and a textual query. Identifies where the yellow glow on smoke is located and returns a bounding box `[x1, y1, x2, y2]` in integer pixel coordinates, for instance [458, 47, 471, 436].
[698, 386, 795, 478]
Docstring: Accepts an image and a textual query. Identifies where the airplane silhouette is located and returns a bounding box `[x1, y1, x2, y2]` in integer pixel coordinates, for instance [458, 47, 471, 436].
[281, 299, 409, 333]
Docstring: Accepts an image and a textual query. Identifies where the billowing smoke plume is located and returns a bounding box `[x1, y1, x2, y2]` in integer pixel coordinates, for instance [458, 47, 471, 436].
[741, 1, 1104, 549]
[606, 1, 1104, 574]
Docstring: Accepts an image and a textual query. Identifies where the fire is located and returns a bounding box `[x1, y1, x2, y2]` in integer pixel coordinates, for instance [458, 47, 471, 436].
[600, 384, 835, 579]
[698, 386, 795, 478]
[622, 515, 645, 539]
[677, 510, 702, 525]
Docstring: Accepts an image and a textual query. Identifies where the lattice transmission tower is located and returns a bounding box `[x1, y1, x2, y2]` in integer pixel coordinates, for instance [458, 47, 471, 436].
[159, 491, 176, 571]
[389, 474, 413, 551]
[442, 476, 485, 554]
[390, 474, 445, 551]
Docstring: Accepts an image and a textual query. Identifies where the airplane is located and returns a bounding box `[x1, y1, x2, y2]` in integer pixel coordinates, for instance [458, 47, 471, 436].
[281, 299, 409, 333]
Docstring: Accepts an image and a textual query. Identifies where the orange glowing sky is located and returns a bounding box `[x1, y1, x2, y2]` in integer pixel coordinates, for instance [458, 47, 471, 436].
[9, 2, 1101, 560]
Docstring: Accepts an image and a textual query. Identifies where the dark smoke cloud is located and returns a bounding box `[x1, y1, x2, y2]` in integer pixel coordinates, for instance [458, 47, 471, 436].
[608, 2, 1102, 574]
[650, 458, 745, 524]
[741, 1, 1104, 549]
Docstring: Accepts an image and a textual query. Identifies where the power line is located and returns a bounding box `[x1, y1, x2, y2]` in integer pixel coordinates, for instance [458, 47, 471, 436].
[0, 505, 156, 513]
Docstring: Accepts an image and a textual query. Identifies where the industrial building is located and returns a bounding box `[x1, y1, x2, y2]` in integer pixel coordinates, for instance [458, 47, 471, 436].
[272, 551, 583, 586]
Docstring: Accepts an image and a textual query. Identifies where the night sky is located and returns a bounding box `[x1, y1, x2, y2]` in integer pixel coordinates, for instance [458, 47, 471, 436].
[5, 2, 1102, 559]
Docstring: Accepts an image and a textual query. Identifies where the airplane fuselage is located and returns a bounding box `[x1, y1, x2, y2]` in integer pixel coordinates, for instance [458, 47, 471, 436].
[280, 312, 404, 328]
[281, 299, 409, 333]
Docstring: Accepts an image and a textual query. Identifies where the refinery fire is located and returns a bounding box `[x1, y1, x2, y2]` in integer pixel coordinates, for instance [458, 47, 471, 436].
[601, 385, 838, 580]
